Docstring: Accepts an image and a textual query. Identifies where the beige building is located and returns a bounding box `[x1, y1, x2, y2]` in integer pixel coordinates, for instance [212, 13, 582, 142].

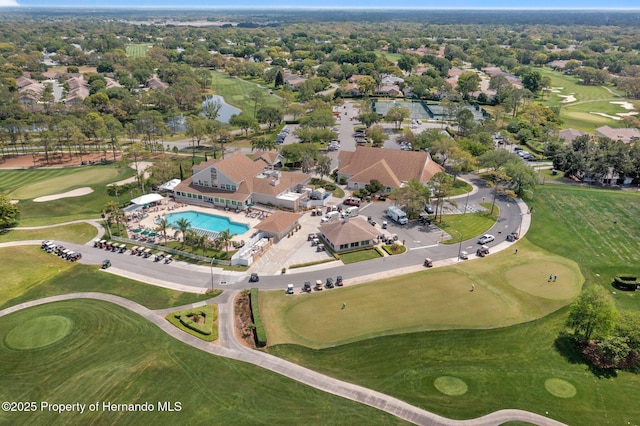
[255, 211, 302, 242]
[318, 216, 380, 252]
[337, 146, 444, 191]
[174, 153, 310, 211]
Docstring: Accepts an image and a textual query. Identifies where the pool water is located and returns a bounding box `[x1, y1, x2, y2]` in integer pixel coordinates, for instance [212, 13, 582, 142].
[163, 211, 249, 236]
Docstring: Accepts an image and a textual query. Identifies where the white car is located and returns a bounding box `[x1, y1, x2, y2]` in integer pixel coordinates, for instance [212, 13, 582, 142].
[477, 234, 495, 244]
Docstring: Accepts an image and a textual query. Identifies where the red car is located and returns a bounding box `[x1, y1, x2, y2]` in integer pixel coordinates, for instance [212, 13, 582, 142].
[344, 197, 361, 206]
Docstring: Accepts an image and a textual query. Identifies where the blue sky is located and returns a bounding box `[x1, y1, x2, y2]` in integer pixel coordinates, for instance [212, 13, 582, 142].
[2, 0, 639, 9]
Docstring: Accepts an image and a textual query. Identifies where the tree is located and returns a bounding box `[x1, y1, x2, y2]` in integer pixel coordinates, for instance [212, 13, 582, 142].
[567, 286, 618, 341]
[365, 179, 384, 195]
[388, 178, 431, 220]
[256, 105, 283, 129]
[201, 97, 222, 121]
[430, 172, 453, 223]
[104, 201, 124, 236]
[397, 54, 418, 73]
[385, 106, 410, 130]
[285, 103, 306, 121]
[155, 216, 170, 245]
[455, 108, 475, 137]
[357, 75, 376, 96]
[300, 151, 316, 174]
[358, 111, 381, 128]
[316, 155, 332, 181]
[0, 194, 19, 229]
[522, 69, 543, 93]
[215, 229, 232, 255]
[457, 71, 481, 99]
[174, 217, 192, 248]
[504, 159, 539, 197]
[249, 88, 266, 117]
[103, 114, 123, 162]
[479, 149, 519, 171]
[124, 142, 147, 192]
[229, 113, 258, 137]
[367, 124, 388, 147]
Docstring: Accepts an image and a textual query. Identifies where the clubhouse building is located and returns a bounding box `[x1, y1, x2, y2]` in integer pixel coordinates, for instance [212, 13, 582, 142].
[173, 152, 311, 211]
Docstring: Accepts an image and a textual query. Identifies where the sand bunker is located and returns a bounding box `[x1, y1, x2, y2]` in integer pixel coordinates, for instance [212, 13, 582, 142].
[550, 87, 564, 93]
[558, 94, 576, 103]
[590, 112, 621, 121]
[33, 187, 94, 202]
[617, 112, 639, 117]
[610, 101, 636, 110]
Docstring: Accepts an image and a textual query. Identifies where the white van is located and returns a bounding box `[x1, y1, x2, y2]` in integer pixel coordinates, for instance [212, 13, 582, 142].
[321, 211, 340, 222]
[341, 206, 359, 218]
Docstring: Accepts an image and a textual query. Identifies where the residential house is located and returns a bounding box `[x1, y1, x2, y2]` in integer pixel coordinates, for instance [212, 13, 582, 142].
[64, 75, 90, 104]
[559, 128, 590, 143]
[174, 153, 311, 211]
[595, 126, 640, 144]
[253, 150, 285, 169]
[337, 146, 444, 191]
[283, 73, 307, 90]
[146, 75, 169, 90]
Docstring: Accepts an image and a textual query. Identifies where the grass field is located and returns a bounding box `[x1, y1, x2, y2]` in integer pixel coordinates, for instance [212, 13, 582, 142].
[438, 201, 499, 244]
[539, 67, 639, 131]
[0, 222, 97, 244]
[0, 164, 135, 226]
[339, 247, 383, 264]
[261, 239, 582, 348]
[0, 301, 405, 425]
[209, 70, 281, 115]
[125, 43, 153, 58]
[0, 247, 212, 310]
[263, 183, 640, 424]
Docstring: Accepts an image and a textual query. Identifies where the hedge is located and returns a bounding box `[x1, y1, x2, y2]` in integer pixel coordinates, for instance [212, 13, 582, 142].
[613, 275, 639, 291]
[166, 305, 218, 342]
[250, 288, 267, 347]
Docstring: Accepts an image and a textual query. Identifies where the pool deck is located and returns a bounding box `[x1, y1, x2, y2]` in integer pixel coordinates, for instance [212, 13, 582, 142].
[130, 199, 266, 245]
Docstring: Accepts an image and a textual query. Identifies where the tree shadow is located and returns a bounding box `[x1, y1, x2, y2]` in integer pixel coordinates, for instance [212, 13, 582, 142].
[554, 332, 618, 378]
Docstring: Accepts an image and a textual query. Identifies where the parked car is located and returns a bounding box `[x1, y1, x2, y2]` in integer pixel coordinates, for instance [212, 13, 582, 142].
[477, 234, 495, 244]
[101, 259, 111, 269]
[344, 197, 361, 206]
[459, 251, 469, 260]
[424, 205, 435, 214]
[249, 273, 259, 282]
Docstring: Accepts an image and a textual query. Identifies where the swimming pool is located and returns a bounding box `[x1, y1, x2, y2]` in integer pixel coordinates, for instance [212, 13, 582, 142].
[163, 211, 250, 236]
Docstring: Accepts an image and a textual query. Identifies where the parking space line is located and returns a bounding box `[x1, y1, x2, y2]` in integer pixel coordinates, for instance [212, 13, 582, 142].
[409, 244, 438, 250]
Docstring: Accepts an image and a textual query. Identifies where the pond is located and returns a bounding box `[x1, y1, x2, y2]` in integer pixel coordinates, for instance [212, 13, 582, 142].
[201, 95, 242, 123]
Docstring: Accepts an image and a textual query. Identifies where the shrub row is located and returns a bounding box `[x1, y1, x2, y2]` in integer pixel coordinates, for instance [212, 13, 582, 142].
[167, 305, 218, 342]
[250, 288, 267, 347]
[178, 314, 211, 335]
[613, 275, 639, 291]
[289, 258, 337, 269]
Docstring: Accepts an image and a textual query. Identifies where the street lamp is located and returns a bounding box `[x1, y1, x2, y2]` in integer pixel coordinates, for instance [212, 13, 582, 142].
[210, 257, 215, 293]
[452, 229, 464, 261]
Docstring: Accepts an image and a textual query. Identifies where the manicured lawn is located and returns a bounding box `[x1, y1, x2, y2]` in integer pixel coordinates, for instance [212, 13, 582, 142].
[262, 183, 640, 424]
[0, 247, 213, 310]
[538, 67, 638, 131]
[0, 164, 135, 226]
[209, 70, 281, 114]
[0, 301, 406, 425]
[261, 238, 582, 348]
[339, 247, 383, 264]
[527, 185, 640, 312]
[268, 308, 640, 425]
[449, 179, 473, 197]
[125, 43, 152, 58]
[0, 222, 97, 244]
[438, 202, 499, 244]
[166, 305, 219, 342]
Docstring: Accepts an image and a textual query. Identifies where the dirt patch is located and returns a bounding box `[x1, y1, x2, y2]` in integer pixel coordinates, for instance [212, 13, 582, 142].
[234, 291, 257, 349]
[0, 152, 114, 169]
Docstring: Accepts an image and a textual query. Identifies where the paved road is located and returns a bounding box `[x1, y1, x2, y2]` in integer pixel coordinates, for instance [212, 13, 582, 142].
[0, 292, 565, 426]
[0, 174, 560, 425]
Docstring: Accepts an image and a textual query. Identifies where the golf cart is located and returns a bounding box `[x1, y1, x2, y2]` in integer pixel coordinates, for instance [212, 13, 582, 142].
[326, 277, 334, 288]
[315, 279, 324, 291]
[101, 259, 111, 269]
[506, 232, 520, 242]
[249, 273, 259, 283]
[476, 245, 490, 257]
[459, 251, 469, 260]
[336, 275, 343, 286]
[286, 284, 294, 294]
[424, 258, 433, 267]
[303, 281, 312, 292]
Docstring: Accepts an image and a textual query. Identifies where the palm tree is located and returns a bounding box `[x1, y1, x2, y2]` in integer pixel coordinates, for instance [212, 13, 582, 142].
[156, 217, 169, 245]
[195, 234, 209, 256]
[174, 218, 191, 248]
[215, 229, 232, 257]
[104, 201, 124, 236]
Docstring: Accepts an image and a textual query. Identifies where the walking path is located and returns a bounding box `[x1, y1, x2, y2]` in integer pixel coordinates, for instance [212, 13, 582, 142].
[0, 179, 559, 425]
[0, 292, 565, 426]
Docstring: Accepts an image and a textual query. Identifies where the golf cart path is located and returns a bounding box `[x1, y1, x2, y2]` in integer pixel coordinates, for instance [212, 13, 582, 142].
[0, 292, 565, 426]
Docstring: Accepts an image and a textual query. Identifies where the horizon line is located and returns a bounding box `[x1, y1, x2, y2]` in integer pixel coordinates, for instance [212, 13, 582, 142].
[3, 6, 640, 11]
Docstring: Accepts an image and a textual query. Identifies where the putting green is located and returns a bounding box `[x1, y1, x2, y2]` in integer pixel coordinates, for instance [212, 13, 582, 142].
[10, 168, 119, 200]
[434, 376, 468, 396]
[5, 315, 73, 350]
[505, 262, 580, 299]
[545, 378, 577, 398]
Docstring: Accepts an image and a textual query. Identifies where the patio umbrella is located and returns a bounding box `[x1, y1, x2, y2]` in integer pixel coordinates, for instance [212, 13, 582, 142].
[141, 230, 149, 235]
[132, 228, 142, 233]
[148, 232, 157, 237]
